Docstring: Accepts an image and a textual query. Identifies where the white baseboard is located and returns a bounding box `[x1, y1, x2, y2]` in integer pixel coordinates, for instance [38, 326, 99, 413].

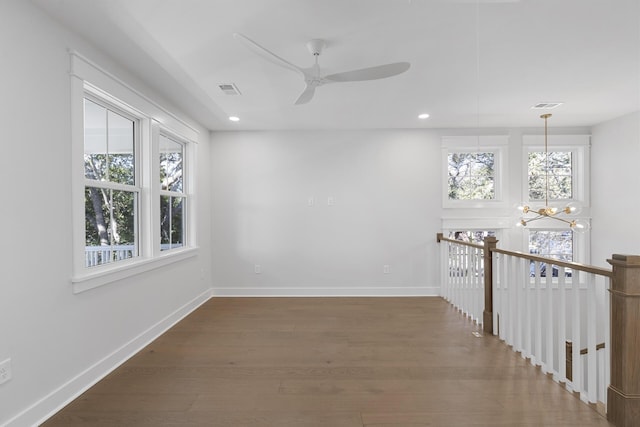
[7, 289, 213, 427]
[211, 286, 440, 297]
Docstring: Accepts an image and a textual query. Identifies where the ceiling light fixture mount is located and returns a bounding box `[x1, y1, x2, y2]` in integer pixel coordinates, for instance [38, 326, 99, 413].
[516, 113, 587, 231]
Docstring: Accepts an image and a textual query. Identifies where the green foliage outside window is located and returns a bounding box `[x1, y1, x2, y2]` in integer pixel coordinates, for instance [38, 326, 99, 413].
[448, 152, 495, 200]
[528, 151, 572, 200]
[159, 135, 185, 250]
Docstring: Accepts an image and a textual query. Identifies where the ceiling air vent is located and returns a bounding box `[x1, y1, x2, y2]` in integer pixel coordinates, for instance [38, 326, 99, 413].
[531, 102, 563, 110]
[218, 83, 241, 95]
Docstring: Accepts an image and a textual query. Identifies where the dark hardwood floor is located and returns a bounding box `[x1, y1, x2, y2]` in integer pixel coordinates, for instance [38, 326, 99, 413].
[43, 297, 612, 426]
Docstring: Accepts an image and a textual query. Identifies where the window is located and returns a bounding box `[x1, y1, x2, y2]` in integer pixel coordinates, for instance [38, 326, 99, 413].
[84, 98, 139, 267]
[159, 134, 185, 251]
[529, 230, 573, 262]
[529, 230, 573, 277]
[448, 152, 495, 200]
[528, 151, 572, 200]
[441, 135, 508, 208]
[71, 51, 198, 292]
[522, 135, 589, 205]
[449, 230, 496, 244]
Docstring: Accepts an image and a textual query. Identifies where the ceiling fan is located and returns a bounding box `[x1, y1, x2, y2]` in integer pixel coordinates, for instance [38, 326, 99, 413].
[234, 33, 410, 105]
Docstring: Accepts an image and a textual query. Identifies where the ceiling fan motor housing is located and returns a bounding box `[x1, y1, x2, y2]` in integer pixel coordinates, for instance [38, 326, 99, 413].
[306, 39, 325, 56]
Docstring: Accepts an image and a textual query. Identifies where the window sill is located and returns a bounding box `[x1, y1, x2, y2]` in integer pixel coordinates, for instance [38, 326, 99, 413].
[71, 247, 199, 294]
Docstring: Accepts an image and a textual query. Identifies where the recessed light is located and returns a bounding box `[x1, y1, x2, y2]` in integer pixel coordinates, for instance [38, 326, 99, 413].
[418, 113, 430, 119]
[229, 116, 240, 122]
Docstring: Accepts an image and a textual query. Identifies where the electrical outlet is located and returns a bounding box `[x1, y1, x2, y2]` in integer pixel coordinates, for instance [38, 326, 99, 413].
[0, 359, 12, 385]
[327, 196, 335, 206]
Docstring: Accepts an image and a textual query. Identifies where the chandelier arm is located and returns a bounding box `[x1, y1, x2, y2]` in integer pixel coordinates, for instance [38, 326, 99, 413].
[524, 215, 545, 224]
[550, 216, 573, 225]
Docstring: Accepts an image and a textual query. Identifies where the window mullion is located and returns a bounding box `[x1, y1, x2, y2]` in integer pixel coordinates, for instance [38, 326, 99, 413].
[84, 179, 139, 193]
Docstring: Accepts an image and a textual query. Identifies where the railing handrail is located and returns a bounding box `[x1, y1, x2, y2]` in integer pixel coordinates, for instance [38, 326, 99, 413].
[490, 247, 613, 278]
[436, 233, 484, 250]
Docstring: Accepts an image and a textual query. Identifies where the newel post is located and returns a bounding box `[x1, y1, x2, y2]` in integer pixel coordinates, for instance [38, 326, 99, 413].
[607, 254, 640, 427]
[483, 236, 498, 334]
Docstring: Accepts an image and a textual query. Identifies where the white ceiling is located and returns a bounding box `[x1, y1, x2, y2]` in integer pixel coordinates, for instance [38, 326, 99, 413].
[33, 0, 640, 131]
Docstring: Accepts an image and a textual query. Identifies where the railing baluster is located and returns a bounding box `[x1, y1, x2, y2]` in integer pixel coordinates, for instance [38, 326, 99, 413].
[534, 261, 542, 367]
[524, 258, 532, 360]
[508, 256, 516, 347]
[493, 252, 500, 335]
[604, 275, 610, 407]
[587, 273, 597, 403]
[501, 253, 508, 342]
[558, 266, 566, 383]
[572, 270, 582, 395]
[545, 263, 553, 375]
[515, 257, 523, 355]
[463, 245, 469, 317]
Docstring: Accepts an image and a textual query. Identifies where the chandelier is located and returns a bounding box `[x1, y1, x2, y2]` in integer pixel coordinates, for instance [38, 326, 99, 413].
[517, 113, 587, 231]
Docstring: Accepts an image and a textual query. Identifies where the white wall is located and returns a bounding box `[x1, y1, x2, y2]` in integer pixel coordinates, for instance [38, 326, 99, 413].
[210, 130, 443, 296]
[0, 1, 212, 425]
[209, 126, 597, 297]
[591, 111, 640, 267]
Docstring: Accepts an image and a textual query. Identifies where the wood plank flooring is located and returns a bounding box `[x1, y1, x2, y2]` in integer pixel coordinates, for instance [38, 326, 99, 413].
[43, 297, 613, 426]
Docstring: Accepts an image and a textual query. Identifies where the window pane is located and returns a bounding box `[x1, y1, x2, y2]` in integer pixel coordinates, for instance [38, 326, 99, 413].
[160, 195, 170, 247]
[160, 196, 185, 251]
[85, 186, 108, 246]
[84, 99, 135, 185]
[449, 176, 494, 200]
[171, 197, 184, 249]
[84, 186, 137, 267]
[111, 190, 137, 251]
[84, 99, 107, 181]
[548, 175, 572, 199]
[160, 135, 183, 192]
[448, 152, 495, 200]
[108, 110, 135, 185]
[528, 175, 546, 200]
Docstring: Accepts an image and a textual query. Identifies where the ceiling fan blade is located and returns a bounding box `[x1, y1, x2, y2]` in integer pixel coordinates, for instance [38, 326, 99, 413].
[234, 33, 304, 76]
[325, 62, 410, 82]
[294, 84, 316, 105]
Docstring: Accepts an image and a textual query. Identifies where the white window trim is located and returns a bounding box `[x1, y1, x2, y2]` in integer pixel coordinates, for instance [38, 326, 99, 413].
[522, 134, 590, 207]
[442, 135, 509, 209]
[157, 128, 189, 253]
[70, 51, 199, 293]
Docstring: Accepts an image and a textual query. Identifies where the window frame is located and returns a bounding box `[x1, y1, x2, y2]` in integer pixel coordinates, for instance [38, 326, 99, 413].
[442, 135, 509, 209]
[83, 94, 142, 266]
[71, 51, 199, 293]
[522, 135, 590, 207]
[158, 130, 188, 252]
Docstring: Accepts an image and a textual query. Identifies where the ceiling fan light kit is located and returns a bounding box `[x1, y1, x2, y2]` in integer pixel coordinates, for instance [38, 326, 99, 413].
[234, 33, 411, 105]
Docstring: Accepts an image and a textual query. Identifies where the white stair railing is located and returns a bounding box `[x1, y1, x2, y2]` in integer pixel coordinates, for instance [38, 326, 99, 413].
[492, 248, 611, 409]
[438, 234, 485, 326]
